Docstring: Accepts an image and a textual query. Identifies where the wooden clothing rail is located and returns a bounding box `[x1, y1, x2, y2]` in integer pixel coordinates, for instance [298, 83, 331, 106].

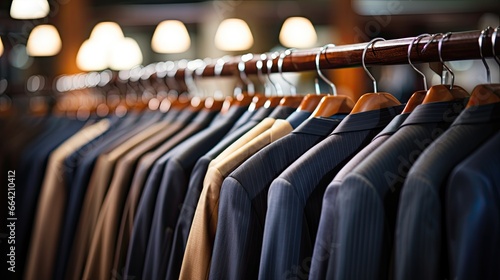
[174, 30, 500, 79]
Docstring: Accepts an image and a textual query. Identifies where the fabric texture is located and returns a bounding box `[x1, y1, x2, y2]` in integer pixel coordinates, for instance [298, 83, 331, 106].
[446, 130, 500, 280]
[210, 116, 342, 280]
[395, 101, 500, 280]
[259, 106, 403, 280]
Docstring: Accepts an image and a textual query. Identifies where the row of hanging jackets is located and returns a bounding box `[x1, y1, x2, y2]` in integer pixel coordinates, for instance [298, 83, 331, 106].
[2, 86, 499, 280]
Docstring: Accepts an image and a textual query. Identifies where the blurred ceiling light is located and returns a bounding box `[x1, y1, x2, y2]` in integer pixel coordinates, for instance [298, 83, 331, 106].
[152, 20, 191, 53]
[26, 24, 62, 56]
[109, 37, 143, 71]
[76, 39, 108, 71]
[10, 0, 49, 19]
[0, 37, 4, 57]
[215, 18, 254, 51]
[89, 22, 124, 44]
[279, 17, 317, 48]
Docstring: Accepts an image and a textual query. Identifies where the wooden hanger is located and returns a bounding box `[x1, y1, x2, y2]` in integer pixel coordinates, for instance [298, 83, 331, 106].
[420, 33, 469, 104]
[298, 94, 327, 112]
[351, 38, 401, 114]
[466, 26, 500, 108]
[204, 96, 224, 111]
[313, 95, 355, 117]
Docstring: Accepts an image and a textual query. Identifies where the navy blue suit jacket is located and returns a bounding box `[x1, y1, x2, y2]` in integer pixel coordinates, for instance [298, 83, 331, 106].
[210, 116, 343, 280]
[395, 102, 500, 280]
[310, 112, 410, 280]
[332, 100, 467, 280]
[164, 105, 284, 280]
[123, 109, 219, 279]
[446, 129, 500, 280]
[259, 106, 403, 280]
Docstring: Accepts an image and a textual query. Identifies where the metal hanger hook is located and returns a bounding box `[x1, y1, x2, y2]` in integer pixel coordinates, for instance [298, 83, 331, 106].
[479, 26, 492, 84]
[238, 53, 255, 94]
[278, 49, 297, 96]
[362, 37, 386, 93]
[408, 33, 431, 91]
[256, 53, 271, 95]
[315, 44, 337, 96]
[492, 26, 500, 68]
[267, 52, 283, 96]
[438, 32, 454, 89]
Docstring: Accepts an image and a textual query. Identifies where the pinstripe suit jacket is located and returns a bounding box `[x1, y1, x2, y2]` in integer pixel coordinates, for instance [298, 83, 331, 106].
[310, 112, 409, 280]
[259, 106, 403, 280]
[446, 130, 500, 280]
[140, 106, 248, 280]
[210, 116, 343, 280]
[395, 102, 500, 280]
[332, 100, 467, 280]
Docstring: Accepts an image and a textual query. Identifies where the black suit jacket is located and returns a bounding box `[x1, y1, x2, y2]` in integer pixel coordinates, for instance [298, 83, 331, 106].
[395, 102, 500, 280]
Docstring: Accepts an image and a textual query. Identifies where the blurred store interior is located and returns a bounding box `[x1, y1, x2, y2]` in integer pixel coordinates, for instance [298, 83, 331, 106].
[0, 0, 499, 109]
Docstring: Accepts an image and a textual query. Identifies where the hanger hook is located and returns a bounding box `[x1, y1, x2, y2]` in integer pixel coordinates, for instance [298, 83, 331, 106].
[438, 32, 454, 89]
[256, 53, 271, 95]
[492, 26, 500, 68]
[238, 53, 255, 94]
[278, 49, 297, 96]
[267, 52, 283, 96]
[315, 44, 337, 96]
[479, 26, 492, 84]
[362, 37, 386, 93]
[408, 33, 430, 91]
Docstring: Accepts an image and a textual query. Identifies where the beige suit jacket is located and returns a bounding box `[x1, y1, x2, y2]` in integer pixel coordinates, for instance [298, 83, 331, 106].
[65, 121, 169, 280]
[24, 119, 110, 280]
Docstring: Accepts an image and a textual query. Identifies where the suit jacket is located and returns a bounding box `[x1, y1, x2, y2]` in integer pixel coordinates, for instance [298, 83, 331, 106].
[309, 112, 409, 280]
[332, 100, 468, 280]
[121, 108, 219, 279]
[165, 106, 294, 280]
[16, 118, 86, 280]
[180, 115, 302, 280]
[141, 105, 248, 280]
[395, 102, 500, 280]
[111, 109, 196, 276]
[122, 108, 233, 279]
[66, 119, 171, 280]
[82, 110, 196, 280]
[54, 112, 162, 280]
[210, 116, 343, 280]
[446, 130, 500, 280]
[259, 106, 403, 280]
[24, 120, 110, 280]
